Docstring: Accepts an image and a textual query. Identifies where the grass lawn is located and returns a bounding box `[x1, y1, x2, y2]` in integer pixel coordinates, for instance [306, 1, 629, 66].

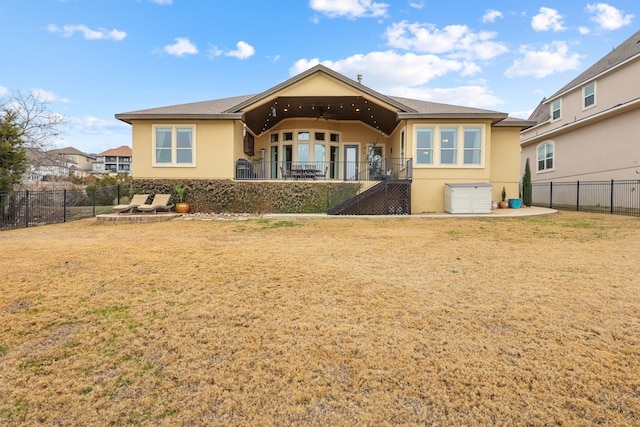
[1, 211, 639, 425]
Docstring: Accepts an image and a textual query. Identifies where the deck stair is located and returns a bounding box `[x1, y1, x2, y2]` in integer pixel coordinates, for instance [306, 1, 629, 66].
[327, 180, 411, 215]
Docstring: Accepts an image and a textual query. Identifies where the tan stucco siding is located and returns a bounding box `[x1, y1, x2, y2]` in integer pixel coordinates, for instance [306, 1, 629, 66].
[277, 73, 368, 98]
[404, 120, 521, 212]
[131, 119, 238, 179]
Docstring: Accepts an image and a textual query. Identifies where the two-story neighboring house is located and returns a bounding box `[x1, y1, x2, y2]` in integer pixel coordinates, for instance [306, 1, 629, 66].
[48, 147, 96, 178]
[93, 146, 133, 175]
[521, 29, 640, 182]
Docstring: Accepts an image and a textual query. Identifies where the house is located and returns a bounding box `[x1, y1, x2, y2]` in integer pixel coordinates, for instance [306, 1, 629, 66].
[48, 147, 96, 178]
[23, 147, 69, 182]
[521, 29, 640, 182]
[93, 145, 133, 175]
[115, 65, 532, 214]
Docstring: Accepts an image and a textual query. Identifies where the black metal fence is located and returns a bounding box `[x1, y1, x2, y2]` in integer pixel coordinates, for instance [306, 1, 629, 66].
[0, 185, 131, 231]
[532, 179, 640, 216]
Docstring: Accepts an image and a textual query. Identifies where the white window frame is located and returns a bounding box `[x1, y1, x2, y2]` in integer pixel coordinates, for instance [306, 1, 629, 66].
[537, 141, 554, 173]
[414, 124, 485, 168]
[551, 99, 561, 122]
[583, 82, 596, 110]
[152, 124, 196, 167]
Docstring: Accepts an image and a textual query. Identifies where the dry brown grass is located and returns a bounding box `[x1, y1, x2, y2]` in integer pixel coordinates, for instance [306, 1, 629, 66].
[1, 211, 639, 426]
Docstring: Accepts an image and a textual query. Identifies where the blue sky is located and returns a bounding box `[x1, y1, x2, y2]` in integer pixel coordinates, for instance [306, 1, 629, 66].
[1, 0, 638, 155]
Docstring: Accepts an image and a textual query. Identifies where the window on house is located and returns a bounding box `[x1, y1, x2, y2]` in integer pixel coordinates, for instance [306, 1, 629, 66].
[283, 132, 293, 141]
[463, 128, 482, 164]
[440, 128, 457, 164]
[314, 132, 325, 141]
[297, 131, 310, 141]
[537, 142, 554, 172]
[154, 125, 195, 166]
[416, 128, 433, 164]
[583, 83, 596, 109]
[270, 133, 279, 143]
[330, 133, 340, 142]
[551, 99, 561, 121]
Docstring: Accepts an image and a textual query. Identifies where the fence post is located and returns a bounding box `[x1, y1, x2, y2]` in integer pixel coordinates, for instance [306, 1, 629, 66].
[63, 189, 67, 222]
[25, 190, 30, 228]
[549, 182, 553, 208]
[610, 179, 614, 214]
[92, 188, 96, 217]
[117, 185, 121, 205]
[576, 181, 580, 212]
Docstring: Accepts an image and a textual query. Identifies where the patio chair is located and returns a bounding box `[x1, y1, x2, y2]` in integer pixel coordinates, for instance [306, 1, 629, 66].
[112, 194, 149, 214]
[136, 194, 174, 214]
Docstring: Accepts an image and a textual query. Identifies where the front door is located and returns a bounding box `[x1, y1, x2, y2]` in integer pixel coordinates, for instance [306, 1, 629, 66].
[344, 145, 359, 181]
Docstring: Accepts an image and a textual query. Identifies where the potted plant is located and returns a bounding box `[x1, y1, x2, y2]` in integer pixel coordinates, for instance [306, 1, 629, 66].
[508, 182, 523, 209]
[174, 184, 190, 213]
[498, 186, 508, 208]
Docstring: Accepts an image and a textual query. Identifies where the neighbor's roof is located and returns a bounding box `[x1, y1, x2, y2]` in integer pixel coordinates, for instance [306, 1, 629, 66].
[97, 145, 132, 157]
[50, 146, 95, 159]
[548, 29, 640, 102]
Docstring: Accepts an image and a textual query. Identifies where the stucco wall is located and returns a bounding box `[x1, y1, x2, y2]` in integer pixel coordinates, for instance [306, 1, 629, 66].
[131, 119, 238, 179]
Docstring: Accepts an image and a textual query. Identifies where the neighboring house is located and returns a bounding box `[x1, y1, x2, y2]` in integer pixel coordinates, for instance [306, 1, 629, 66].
[115, 65, 532, 213]
[48, 147, 96, 178]
[24, 147, 69, 182]
[93, 145, 133, 175]
[521, 29, 640, 182]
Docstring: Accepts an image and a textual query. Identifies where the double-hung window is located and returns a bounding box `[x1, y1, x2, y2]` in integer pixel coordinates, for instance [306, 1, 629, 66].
[440, 128, 457, 165]
[583, 83, 596, 109]
[537, 142, 554, 172]
[415, 125, 484, 167]
[551, 99, 561, 121]
[154, 125, 195, 166]
[416, 128, 433, 164]
[463, 128, 482, 165]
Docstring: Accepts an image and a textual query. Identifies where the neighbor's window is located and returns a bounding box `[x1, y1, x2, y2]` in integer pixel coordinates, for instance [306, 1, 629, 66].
[154, 125, 195, 166]
[463, 127, 482, 165]
[537, 142, 554, 172]
[416, 128, 433, 164]
[551, 99, 561, 121]
[583, 83, 596, 109]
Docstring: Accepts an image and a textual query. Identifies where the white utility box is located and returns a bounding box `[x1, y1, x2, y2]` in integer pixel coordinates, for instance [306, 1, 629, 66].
[444, 183, 492, 214]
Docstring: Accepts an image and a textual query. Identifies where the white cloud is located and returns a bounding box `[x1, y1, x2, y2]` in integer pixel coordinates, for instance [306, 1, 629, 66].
[578, 26, 591, 35]
[0, 86, 8, 97]
[69, 116, 129, 135]
[482, 9, 503, 24]
[162, 37, 198, 56]
[505, 41, 583, 78]
[291, 50, 467, 91]
[394, 85, 504, 108]
[47, 24, 127, 41]
[309, 0, 389, 19]
[586, 3, 634, 30]
[384, 21, 508, 61]
[226, 41, 255, 60]
[29, 88, 70, 103]
[409, 1, 424, 9]
[150, 0, 172, 4]
[531, 7, 566, 32]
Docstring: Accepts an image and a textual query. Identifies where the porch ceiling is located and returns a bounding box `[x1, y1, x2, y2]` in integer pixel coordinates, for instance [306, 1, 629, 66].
[242, 96, 400, 137]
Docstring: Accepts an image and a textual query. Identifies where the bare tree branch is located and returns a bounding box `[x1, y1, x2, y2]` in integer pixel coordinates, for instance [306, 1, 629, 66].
[0, 90, 68, 151]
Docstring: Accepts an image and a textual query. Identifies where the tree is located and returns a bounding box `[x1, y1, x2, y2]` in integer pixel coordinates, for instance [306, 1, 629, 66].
[0, 90, 68, 189]
[0, 111, 27, 191]
[522, 158, 533, 207]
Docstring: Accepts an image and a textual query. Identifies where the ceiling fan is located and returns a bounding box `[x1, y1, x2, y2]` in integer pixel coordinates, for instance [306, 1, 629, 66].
[310, 104, 337, 121]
